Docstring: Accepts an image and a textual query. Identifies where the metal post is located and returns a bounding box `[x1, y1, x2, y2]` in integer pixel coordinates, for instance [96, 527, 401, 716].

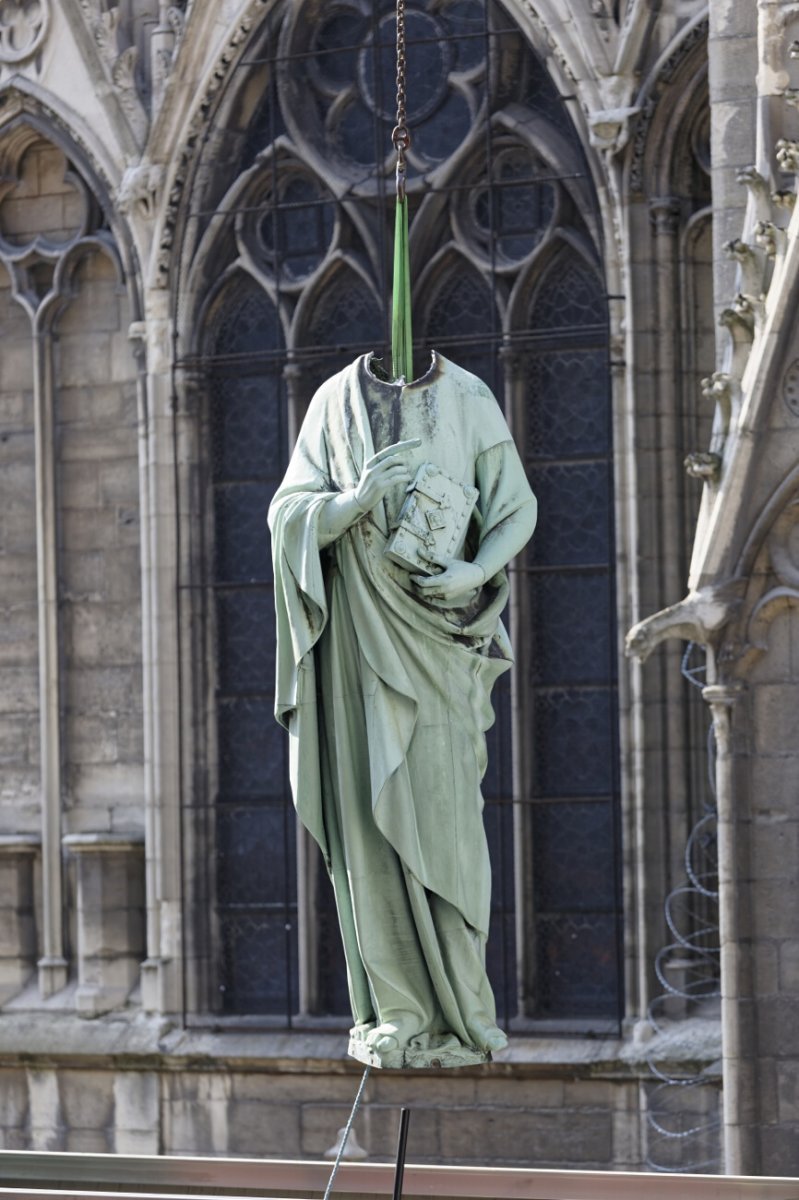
[392, 1108, 411, 1200]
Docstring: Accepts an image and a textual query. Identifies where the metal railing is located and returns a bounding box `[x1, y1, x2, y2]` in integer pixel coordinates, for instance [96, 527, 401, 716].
[0, 1153, 796, 1200]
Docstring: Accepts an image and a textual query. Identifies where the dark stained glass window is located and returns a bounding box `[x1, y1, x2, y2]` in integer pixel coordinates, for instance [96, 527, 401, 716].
[187, 0, 622, 1026]
[207, 273, 297, 1016]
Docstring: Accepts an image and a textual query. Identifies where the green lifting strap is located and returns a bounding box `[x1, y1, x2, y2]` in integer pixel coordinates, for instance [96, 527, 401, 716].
[391, 194, 413, 383]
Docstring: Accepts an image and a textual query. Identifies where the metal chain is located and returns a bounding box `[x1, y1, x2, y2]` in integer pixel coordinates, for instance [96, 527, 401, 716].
[392, 0, 411, 200]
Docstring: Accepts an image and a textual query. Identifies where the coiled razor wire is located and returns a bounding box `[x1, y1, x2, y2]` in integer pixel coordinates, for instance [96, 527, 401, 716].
[644, 643, 722, 1173]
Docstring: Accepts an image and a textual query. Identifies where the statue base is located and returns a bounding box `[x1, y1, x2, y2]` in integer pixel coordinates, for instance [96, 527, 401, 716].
[348, 1031, 491, 1070]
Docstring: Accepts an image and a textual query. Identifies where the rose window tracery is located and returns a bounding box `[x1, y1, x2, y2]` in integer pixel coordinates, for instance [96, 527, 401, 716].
[280, 0, 488, 184]
[0, 0, 48, 65]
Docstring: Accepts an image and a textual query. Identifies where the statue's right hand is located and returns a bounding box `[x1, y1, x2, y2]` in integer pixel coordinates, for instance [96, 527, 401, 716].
[354, 438, 421, 512]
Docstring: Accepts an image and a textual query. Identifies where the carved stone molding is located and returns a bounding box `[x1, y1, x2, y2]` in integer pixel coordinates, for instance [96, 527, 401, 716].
[649, 196, 681, 235]
[741, 496, 799, 660]
[783, 358, 799, 418]
[0, 0, 49, 65]
[74, 1, 148, 145]
[150, 4, 186, 109]
[63, 832, 145, 1018]
[154, 0, 271, 288]
[628, 16, 709, 196]
[0, 836, 39, 1004]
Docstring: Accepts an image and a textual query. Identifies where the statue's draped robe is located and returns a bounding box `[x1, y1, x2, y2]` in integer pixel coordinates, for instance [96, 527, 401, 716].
[269, 353, 535, 1062]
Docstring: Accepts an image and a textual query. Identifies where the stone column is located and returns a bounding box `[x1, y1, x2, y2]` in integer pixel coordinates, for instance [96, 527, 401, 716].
[707, 1, 758, 320]
[63, 833, 145, 1017]
[133, 289, 184, 1016]
[702, 682, 753, 1174]
[32, 322, 67, 999]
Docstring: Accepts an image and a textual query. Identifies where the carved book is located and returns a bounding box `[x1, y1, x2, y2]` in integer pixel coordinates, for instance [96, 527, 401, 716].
[385, 462, 479, 575]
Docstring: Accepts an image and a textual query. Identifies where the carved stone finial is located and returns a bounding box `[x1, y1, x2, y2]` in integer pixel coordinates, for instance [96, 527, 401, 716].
[684, 451, 722, 483]
[74, 1, 148, 145]
[776, 138, 799, 174]
[0, 0, 49, 63]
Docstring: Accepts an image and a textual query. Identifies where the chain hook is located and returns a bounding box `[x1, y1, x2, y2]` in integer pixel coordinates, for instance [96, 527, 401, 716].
[393, 0, 410, 202]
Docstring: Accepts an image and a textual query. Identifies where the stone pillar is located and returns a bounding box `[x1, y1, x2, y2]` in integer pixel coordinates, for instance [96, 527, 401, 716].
[702, 683, 752, 1173]
[133, 289, 184, 1017]
[63, 833, 145, 1017]
[707, 1, 758, 321]
[0, 836, 39, 1003]
[32, 325, 68, 1000]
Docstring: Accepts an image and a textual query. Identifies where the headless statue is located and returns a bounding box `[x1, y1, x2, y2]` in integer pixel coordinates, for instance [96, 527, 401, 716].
[269, 351, 537, 1068]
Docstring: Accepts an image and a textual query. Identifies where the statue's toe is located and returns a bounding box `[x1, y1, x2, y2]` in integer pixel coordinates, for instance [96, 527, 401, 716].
[371, 1032, 400, 1054]
[366, 1014, 422, 1053]
[470, 1021, 508, 1053]
[483, 1028, 508, 1053]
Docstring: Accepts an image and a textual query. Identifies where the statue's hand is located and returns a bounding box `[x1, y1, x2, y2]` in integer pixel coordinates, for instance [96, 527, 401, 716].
[354, 438, 422, 511]
[411, 558, 486, 601]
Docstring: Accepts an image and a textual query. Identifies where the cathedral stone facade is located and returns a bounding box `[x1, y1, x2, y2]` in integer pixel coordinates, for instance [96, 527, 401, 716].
[0, 0, 796, 1176]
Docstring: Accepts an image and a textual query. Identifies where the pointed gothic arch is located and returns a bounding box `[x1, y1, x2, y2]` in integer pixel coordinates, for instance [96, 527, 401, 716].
[174, 0, 623, 1027]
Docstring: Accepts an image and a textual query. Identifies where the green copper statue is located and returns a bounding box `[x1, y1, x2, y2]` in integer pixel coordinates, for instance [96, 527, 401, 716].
[269, 351, 537, 1069]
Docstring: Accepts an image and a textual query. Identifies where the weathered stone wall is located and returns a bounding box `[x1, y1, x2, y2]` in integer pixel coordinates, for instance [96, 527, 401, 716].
[0, 263, 38, 836]
[56, 249, 143, 833]
[0, 1020, 721, 1168]
[707, 0, 758, 317]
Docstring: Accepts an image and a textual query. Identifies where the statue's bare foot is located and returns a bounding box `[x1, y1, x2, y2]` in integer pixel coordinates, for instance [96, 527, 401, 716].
[471, 1021, 508, 1053]
[365, 1015, 423, 1054]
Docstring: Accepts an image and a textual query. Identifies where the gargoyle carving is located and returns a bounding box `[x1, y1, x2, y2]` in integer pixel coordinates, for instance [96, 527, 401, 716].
[718, 294, 757, 377]
[754, 220, 786, 260]
[736, 165, 774, 224]
[625, 579, 747, 663]
[700, 371, 737, 438]
[776, 138, 799, 174]
[723, 237, 765, 296]
[772, 189, 797, 212]
[117, 160, 163, 220]
[684, 451, 722, 483]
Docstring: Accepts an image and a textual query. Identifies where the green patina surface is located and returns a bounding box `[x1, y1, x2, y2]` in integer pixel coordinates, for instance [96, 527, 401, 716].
[269, 352, 536, 1068]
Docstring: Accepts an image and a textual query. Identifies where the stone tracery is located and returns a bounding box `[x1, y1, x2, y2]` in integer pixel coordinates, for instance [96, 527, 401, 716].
[0, 0, 48, 65]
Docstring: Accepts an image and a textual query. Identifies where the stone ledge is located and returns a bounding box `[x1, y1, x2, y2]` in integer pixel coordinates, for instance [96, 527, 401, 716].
[0, 1006, 722, 1081]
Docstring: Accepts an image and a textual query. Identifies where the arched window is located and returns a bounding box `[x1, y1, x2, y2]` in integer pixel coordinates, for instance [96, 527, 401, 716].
[185, 0, 622, 1028]
[203, 272, 296, 1015]
[519, 248, 618, 1018]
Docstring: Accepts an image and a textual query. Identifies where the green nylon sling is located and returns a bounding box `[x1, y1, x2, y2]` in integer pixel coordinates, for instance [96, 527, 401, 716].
[391, 0, 412, 383]
[391, 194, 413, 383]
